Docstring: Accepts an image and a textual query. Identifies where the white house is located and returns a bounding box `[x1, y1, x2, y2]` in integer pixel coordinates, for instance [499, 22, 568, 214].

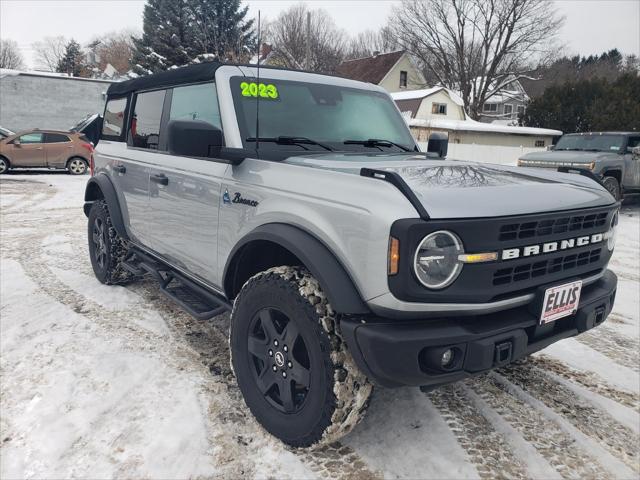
[392, 87, 562, 164]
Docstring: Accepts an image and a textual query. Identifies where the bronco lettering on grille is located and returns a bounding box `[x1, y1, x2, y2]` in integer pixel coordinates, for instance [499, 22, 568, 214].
[501, 233, 605, 261]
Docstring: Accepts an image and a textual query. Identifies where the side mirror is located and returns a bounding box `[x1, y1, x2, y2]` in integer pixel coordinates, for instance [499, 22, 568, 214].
[427, 132, 448, 158]
[632, 146, 640, 158]
[12, 139, 21, 146]
[167, 119, 223, 158]
[547, 144, 555, 151]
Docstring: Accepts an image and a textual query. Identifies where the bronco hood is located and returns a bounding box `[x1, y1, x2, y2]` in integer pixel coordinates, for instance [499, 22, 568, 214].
[284, 153, 616, 219]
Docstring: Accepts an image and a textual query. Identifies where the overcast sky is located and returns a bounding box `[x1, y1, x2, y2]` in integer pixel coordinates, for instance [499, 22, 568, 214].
[1, 0, 638, 69]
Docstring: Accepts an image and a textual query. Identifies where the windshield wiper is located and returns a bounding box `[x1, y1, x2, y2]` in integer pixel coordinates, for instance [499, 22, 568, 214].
[344, 138, 412, 152]
[246, 136, 334, 151]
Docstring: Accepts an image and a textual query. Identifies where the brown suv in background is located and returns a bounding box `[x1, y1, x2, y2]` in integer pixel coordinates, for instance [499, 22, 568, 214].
[0, 129, 93, 175]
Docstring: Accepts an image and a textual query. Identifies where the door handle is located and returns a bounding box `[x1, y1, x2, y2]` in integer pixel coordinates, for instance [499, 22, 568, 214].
[36, 147, 43, 150]
[114, 165, 126, 174]
[151, 173, 169, 186]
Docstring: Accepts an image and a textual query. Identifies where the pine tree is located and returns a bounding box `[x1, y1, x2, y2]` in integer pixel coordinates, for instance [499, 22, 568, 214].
[131, 0, 193, 74]
[187, 0, 255, 62]
[57, 39, 86, 77]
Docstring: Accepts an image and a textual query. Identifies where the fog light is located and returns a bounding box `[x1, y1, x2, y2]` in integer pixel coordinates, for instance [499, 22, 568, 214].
[441, 349, 454, 367]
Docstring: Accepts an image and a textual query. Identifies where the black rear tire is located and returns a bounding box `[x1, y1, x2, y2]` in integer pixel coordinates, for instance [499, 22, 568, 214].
[0, 157, 9, 174]
[603, 176, 621, 201]
[230, 266, 372, 447]
[88, 200, 135, 285]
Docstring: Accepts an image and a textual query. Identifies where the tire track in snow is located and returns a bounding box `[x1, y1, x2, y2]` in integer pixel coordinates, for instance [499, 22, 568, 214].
[469, 374, 612, 479]
[498, 361, 640, 473]
[530, 355, 639, 410]
[574, 326, 640, 373]
[428, 384, 530, 480]
[300, 442, 383, 480]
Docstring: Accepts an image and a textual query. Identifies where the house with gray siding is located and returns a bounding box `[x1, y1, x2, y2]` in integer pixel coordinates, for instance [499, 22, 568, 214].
[0, 69, 113, 132]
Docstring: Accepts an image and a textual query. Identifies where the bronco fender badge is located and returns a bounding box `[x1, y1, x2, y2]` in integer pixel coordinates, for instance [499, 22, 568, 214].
[223, 189, 259, 207]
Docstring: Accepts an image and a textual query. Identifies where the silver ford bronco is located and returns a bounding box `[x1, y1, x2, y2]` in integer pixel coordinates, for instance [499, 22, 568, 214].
[518, 132, 640, 200]
[84, 63, 619, 447]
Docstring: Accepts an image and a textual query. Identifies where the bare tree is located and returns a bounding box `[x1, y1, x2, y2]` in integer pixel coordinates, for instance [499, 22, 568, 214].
[390, 0, 564, 119]
[264, 3, 347, 73]
[32, 36, 67, 72]
[88, 29, 137, 74]
[0, 39, 25, 69]
[344, 28, 398, 60]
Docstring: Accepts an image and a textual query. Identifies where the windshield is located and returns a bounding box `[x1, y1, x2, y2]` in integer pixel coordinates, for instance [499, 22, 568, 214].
[0, 126, 14, 138]
[555, 134, 625, 152]
[231, 77, 415, 154]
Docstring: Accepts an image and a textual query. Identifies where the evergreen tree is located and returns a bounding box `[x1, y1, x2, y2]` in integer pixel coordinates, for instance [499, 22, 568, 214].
[522, 74, 640, 132]
[131, 0, 193, 74]
[188, 0, 255, 62]
[57, 39, 86, 77]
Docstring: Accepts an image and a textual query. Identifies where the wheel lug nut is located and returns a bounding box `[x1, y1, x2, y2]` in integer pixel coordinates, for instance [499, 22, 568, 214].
[268, 349, 273, 357]
[282, 371, 287, 378]
[287, 361, 292, 368]
[272, 365, 277, 371]
[283, 345, 288, 352]
[274, 340, 279, 346]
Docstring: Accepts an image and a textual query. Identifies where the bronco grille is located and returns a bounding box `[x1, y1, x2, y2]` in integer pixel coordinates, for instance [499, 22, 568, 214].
[493, 248, 602, 285]
[499, 212, 608, 241]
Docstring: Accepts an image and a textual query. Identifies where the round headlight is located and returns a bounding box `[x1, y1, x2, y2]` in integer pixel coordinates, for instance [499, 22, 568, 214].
[607, 211, 618, 251]
[414, 231, 464, 289]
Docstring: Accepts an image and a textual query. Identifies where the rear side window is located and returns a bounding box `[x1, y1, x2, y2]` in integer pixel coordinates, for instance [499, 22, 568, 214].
[628, 136, 640, 149]
[102, 97, 127, 139]
[131, 90, 166, 150]
[170, 83, 222, 129]
[45, 133, 70, 143]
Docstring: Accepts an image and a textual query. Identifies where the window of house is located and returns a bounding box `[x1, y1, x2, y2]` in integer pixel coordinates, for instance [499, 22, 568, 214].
[503, 104, 513, 116]
[45, 133, 70, 143]
[16, 133, 43, 144]
[517, 105, 525, 116]
[535, 140, 545, 147]
[102, 97, 127, 139]
[170, 83, 222, 129]
[483, 103, 498, 112]
[399, 71, 407, 88]
[131, 89, 166, 150]
[431, 103, 447, 115]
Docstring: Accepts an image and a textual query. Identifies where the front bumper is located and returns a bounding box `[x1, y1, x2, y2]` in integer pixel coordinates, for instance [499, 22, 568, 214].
[341, 270, 617, 388]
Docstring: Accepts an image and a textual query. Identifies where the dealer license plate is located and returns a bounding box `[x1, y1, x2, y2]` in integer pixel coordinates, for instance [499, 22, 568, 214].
[540, 280, 582, 324]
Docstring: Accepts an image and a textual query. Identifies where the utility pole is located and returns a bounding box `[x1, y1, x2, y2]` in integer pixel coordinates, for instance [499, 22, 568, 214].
[305, 10, 311, 70]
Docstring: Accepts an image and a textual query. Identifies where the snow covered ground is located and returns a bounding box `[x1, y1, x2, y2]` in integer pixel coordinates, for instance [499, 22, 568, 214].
[1, 172, 638, 479]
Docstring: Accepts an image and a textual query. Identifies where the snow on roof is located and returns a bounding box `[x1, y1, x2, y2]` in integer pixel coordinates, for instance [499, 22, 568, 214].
[391, 87, 465, 107]
[0, 68, 115, 83]
[408, 116, 562, 136]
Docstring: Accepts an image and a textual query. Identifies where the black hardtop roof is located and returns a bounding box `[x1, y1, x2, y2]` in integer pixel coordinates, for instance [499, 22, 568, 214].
[106, 61, 344, 97]
[107, 62, 222, 97]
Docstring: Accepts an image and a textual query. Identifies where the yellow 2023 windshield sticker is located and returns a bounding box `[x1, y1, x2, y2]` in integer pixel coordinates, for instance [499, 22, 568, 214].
[240, 81, 279, 99]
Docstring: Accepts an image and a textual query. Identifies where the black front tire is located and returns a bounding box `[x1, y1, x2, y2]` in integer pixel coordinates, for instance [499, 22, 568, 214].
[603, 176, 621, 201]
[230, 266, 372, 447]
[88, 200, 135, 285]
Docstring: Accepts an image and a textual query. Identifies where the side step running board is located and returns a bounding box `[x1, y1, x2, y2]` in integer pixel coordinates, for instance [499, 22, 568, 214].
[123, 250, 232, 320]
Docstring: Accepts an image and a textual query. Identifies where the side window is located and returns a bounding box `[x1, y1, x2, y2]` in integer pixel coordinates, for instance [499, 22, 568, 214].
[170, 83, 222, 130]
[131, 89, 166, 150]
[399, 71, 408, 88]
[15, 133, 43, 144]
[627, 136, 640, 149]
[45, 133, 70, 143]
[102, 97, 127, 139]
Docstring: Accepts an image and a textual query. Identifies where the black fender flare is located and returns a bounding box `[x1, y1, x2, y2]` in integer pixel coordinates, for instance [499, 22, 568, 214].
[224, 223, 369, 315]
[83, 173, 129, 240]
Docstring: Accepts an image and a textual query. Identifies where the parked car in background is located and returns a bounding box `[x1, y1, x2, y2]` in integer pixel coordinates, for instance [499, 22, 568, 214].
[0, 129, 93, 175]
[0, 126, 15, 139]
[518, 132, 640, 200]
